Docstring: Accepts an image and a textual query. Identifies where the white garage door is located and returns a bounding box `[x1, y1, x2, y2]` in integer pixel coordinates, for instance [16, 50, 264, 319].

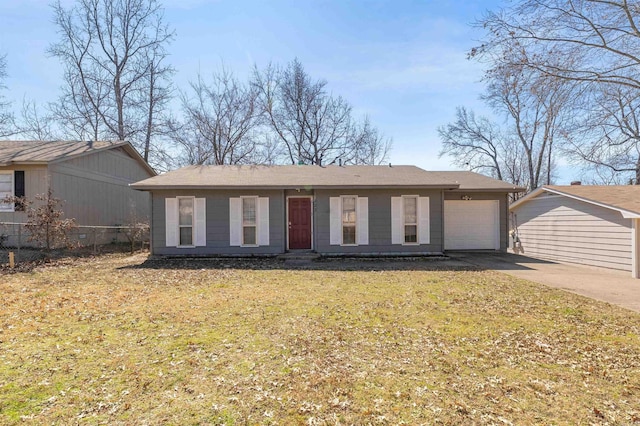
[444, 200, 500, 250]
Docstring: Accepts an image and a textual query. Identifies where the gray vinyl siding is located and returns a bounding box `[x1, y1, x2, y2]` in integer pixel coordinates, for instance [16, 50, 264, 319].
[61, 147, 152, 182]
[149, 187, 514, 256]
[152, 190, 285, 256]
[314, 188, 444, 255]
[443, 192, 509, 251]
[512, 194, 632, 271]
[49, 149, 152, 226]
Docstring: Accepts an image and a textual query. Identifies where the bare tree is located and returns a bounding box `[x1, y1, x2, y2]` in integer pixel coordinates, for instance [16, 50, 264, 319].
[345, 116, 392, 165]
[581, 164, 634, 185]
[474, 0, 640, 92]
[440, 62, 571, 191]
[439, 107, 508, 180]
[17, 99, 58, 140]
[0, 54, 17, 138]
[169, 68, 264, 165]
[49, 0, 174, 167]
[474, 0, 640, 182]
[439, 106, 532, 193]
[140, 44, 173, 164]
[485, 63, 572, 189]
[49, 67, 109, 141]
[253, 59, 389, 165]
[565, 85, 640, 183]
[8, 188, 77, 253]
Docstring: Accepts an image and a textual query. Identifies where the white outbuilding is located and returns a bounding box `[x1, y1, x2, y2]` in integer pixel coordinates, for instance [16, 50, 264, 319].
[510, 185, 640, 278]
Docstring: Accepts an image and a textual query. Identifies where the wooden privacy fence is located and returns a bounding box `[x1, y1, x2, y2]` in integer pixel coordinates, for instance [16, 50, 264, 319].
[0, 222, 149, 253]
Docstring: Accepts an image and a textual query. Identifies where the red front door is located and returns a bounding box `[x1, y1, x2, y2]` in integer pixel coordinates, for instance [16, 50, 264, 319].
[288, 198, 312, 249]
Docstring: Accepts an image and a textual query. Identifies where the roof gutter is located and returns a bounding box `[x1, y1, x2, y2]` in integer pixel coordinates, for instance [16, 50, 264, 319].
[130, 184, 463, 191]
[448, 187, 525, 193]
[0, 161, 50, 167]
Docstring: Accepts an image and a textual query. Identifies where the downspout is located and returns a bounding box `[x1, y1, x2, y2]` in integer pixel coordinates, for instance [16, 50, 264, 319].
[504, 193, 509, 252]
[149, 191, 154, 255]
[283, 190, 287, 253]
[441, 190, 445, 254]
[312, 190, 316, 253]
[632, 219, 640, 279]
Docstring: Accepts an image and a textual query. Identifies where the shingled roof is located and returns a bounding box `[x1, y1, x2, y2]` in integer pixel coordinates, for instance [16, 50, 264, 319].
[0, 140, 156, 175]
[511, 185, 640, 217]
[131, 164, 523, 191]
[425, 171, 525, 191]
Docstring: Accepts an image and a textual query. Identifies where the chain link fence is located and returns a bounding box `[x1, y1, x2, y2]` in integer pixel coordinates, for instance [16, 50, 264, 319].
[0, 222, 150, 268]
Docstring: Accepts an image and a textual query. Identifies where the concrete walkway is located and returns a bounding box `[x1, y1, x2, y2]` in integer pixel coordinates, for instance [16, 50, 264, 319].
[452, 252, 640, 313]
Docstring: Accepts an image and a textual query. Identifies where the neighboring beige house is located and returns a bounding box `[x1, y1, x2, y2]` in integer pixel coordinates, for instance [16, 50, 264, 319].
[510, 185, 640, 278]
[0, 141, 156, 245]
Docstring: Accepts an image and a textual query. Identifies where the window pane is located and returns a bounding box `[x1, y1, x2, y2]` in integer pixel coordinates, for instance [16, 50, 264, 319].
[342, 197, 356, 224]
[179, 227, 193, 246]
[179, 198, 193, 226]
[243, 226, 256, 245]
[0, 173, 11, 210]
[243, 198, 256, 225]
[404, 197, 417, 224]
[404, 225, 417, 243]
[343, 225, 356, 245]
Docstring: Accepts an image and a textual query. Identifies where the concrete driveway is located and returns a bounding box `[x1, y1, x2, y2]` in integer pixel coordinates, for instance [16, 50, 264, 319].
[451, 252, 640, 313]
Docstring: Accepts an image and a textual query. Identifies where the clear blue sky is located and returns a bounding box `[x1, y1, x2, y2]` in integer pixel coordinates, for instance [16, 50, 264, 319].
[0, 0, 523, 175]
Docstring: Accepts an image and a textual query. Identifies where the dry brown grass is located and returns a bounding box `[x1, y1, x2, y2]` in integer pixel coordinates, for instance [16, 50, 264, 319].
[1, 253, 639, 425]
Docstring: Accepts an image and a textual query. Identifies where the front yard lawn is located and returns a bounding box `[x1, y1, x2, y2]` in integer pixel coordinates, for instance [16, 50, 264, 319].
[1, 254, 639, 425]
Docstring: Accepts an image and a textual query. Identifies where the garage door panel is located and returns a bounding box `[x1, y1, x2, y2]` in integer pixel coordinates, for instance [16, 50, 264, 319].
[444, 200, 499, 250]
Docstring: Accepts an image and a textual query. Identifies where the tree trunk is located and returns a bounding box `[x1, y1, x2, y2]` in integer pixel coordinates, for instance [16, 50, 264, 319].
[144, 73, 155, 162]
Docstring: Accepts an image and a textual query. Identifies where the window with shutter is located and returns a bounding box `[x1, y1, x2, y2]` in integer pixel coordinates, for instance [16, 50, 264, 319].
[231, 196, 269, 247]
[329, 196, 368, 246]
[403, 196, 418, 243]
[14, 171, 25, 211]
[342, 196, 357, 245]
[0, 171, 14, 212]
[242, 196, 258, 246]
[391, 195, 430, 245]
[178, 197, 194, 246]
[167, 197, 205, 248]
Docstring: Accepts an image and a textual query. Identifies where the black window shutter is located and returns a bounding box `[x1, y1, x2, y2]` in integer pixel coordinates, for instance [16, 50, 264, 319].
[14, 171, 25, 197]
[14, 171, 25, 211]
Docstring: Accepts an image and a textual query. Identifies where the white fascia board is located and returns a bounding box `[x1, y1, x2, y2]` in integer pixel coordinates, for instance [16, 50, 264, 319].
[512, 186, 640, 219]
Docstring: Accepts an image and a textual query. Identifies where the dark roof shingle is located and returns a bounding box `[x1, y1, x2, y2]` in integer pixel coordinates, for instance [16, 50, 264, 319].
[0, 140, 124, 165]
[542, 185, 640, 216]
[131, 164, 523, 191]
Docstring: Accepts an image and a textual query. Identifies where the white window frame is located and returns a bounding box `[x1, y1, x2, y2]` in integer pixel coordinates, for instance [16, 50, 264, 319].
[241, 196, 259, 247]
[402, 195, 419, 246]
[0, 171, 15, 212]
[341, 195, 358, 246]
[177, 196, 195, 248]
